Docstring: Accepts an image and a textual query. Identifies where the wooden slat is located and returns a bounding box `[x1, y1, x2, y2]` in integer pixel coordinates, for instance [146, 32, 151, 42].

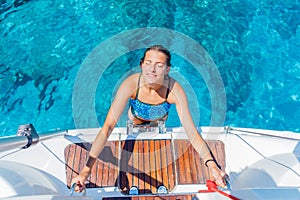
[154, 140, 162, 188]
[100, 141, 119, 187]
[87, 144, 98, 188]
[188, 142, 198, 183]
[174, 139, 226, 185]
[92, 156, 101, 187]
[149, 140, 157, 193]
[182, 141, 192, 184]
[174, 139, 186, 184]
[64, 144, 76, 187]
[143, 140, 151, 193]
[166, 139, 175, 191]
[109, 141, 119, 186]
[132, 140, 139, 188]
[192, 141, 205, 183]
[78, 143, 90, 186]
[102, 145, 109, 186]
[113, 141, 120, 186]
[119, 140, 133, 193]
[138, 140, 145, 194]
[160, 140, 168, 189]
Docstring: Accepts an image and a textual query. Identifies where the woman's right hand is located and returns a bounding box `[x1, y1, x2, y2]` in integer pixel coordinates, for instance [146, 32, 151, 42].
[71, 170, 90, 193]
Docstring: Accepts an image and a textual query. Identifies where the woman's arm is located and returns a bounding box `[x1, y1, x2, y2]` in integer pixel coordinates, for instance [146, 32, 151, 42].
[169, 81, 226, 187]
[72, 75, 136, 191]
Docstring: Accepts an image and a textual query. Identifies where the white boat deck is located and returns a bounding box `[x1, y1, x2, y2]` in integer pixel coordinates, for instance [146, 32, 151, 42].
[0, 127, 299, 199]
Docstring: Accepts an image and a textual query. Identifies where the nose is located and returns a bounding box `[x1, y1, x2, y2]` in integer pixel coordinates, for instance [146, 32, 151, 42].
[150, 64, 156, 72]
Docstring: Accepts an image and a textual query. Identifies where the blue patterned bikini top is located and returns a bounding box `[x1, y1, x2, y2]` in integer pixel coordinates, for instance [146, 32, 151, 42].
[130, 74, 171, 121]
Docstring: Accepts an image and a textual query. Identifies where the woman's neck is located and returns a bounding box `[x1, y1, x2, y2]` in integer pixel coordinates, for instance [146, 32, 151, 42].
[141, 76, 167, 92]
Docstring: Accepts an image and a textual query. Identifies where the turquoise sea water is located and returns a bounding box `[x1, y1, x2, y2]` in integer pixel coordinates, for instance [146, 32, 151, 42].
[0, 0, 299, 137]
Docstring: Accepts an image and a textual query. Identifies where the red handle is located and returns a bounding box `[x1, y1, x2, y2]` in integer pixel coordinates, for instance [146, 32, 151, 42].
[198, 180, 240, 200]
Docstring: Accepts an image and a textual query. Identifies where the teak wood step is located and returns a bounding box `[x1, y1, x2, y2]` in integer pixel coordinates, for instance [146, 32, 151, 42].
[64, 138, 225, 195]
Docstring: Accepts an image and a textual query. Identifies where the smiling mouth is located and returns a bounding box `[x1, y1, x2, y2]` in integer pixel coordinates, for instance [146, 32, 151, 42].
[146, 73, 157, 78]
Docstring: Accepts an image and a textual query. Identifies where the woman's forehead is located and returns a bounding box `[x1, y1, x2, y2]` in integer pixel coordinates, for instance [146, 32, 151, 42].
[144, 50, 167, 62]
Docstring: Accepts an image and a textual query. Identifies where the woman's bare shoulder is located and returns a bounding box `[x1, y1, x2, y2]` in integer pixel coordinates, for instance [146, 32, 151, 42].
[127, 73, 140, 80]
[168, 77, 183, 92]
[167, 77, 186, 103]
[123, 73, 140, 85]
[117, 73, 140, 97]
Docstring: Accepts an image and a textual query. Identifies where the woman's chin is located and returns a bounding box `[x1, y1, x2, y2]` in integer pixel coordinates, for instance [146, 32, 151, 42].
[147, 79, 162, 85]
[143, 75, 164, 86]
[144, 78, 156, 84]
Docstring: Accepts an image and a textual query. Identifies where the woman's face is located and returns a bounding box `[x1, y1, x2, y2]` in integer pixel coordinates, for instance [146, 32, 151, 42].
[141, 50, 170, 85]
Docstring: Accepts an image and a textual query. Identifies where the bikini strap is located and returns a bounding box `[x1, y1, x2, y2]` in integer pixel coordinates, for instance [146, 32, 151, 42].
[165, 77, 171, 99]
[135, 73, 142, 99]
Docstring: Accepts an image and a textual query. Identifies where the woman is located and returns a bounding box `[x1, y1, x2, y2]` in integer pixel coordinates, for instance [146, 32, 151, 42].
[72, 45, 227, 192]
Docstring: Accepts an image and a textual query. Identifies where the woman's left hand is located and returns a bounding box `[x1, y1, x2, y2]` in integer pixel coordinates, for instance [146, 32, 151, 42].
[207, 163, 228, 188]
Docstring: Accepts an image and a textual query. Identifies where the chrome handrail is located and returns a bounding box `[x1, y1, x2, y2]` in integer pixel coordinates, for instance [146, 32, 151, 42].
[0, 135, 30, 152]
[0, 124, 66, 152]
